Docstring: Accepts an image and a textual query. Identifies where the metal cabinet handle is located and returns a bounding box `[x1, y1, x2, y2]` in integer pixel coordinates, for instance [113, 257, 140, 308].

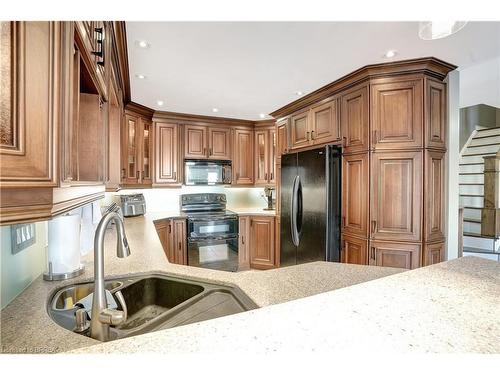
[136, 171, 140, 180]
[209, 148, 212, 156]
[342, 136, 347, 148]
[373, 130, 378, 144]
[265, 173, 268, 181]
[270, 172, 274, 180]
[173, 171, 177, 180]
[168, 224, 171, 234]
[311, 130, 315, 140]
[371, 220, 377, 234]
[241, 235, 245, 245]
[306, 131, 310, 141]
[342, 216, 346, 228]
[371, 247, 376, 260]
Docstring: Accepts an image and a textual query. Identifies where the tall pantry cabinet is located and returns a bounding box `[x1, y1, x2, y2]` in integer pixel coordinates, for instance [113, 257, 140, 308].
[271, 58, 454, 270]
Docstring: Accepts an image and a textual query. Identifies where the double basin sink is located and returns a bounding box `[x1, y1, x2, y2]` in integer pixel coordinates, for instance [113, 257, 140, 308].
[48, 273, 257, 342]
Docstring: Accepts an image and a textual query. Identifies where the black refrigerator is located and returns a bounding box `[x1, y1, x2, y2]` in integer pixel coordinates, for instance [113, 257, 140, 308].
[280, 145, 341, 266]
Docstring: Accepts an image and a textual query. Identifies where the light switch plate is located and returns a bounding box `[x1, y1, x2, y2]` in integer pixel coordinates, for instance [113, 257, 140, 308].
[11, 223, 36, 254]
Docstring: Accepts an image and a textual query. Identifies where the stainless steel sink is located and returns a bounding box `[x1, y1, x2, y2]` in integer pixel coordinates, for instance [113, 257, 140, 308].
[47, 273, 257, 342]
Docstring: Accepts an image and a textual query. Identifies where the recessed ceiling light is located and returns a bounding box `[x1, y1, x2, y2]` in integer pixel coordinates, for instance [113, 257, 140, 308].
[384, 50, 397, 58]
[295, 91, 304, 96]
[157, 100, 164, 106]
[259, 113, 266, 119]
[212, 108, 219, 113]
[136, 40, 150, 48]
[135, 74, 146, 79]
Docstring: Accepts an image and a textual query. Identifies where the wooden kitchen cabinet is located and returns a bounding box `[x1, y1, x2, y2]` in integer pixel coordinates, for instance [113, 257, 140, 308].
[155, 218, 187, 265]
[310, 97, 340, 145]
[342, 152, 369, 237]
[425, 150, 445, 242]
[154, 122, 181, 185]
[371, 78, 423, 150]
[290, 109, 311, 150]
[425, 78, 447, 150]
[184, 124, 231, 160]
[238, 216, 251, 271]
[276, 118, 289, 157]
[249, 216, 276, 270]
[341, 235, 368, 265]
[341, 84, 369, 154]
[371, 151, 422, 242]
[122, 106, 153, 187]
[369, 241, 421, 270]
[423, 242, 444, 266]
[254, 125, 276, 185]
[233, 129, 254, 185]
[154, 219, 173, 262]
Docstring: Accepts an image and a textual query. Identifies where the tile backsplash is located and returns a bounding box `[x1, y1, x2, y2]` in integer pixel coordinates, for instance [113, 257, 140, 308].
[103, 186, 268, 212]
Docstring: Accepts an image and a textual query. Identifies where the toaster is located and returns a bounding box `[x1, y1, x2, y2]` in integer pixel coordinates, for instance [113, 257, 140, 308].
[120, 194, 146, 217]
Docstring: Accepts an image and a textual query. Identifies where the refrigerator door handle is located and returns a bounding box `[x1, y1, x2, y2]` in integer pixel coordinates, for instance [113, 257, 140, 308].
[291, 175, 300, 246]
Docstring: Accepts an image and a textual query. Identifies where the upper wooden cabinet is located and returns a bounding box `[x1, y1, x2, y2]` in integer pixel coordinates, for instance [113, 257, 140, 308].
[425, 78, 447, 149]
[341, 85, 369, 153]
[276, 118, 289, 157]
[249, 216, 276, 270]
[154, 122, 182, 186]
[184, 124, 231, 160]
[233, 129, 254, 185]
[371, 78, 423, 150]
[122, 108, 153, 186]
[0, 21, 130, 224]
[371, 151, 422, 242]
[342, 153, 369, 237]
[310, 98, 340, 144]
[290, 109, 311, 150]
[254, 126, 276, 185]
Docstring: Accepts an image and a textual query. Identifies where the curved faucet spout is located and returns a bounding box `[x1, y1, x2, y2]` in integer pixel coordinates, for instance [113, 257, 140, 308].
[90, 210, 131, 341]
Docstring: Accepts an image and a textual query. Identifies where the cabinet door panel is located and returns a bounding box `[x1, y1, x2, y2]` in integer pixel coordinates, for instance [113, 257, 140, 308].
[290, 110, 310, 149]
[141, 119, 153, 183]
[341, 235, 368, 265]
[341, 85, 369, 153]
[185, 125, 206, 159]
[123, 114, 139, 183]
[371, 79, 423, 149]
[254, 130, 269, 184]
[342, 153, 369, 237]
[249, 216, 275, 269]
[425, 79, 446, 149]
[238, 216, 250, 271]
[208, 127, 231, 160]
[155, 122, 179, 184]
[369, 241, 420, 269]
[423, 242, 444, 266]
[371, 151, 422, 241]
[311, 98, 340, 144]
[425, 150, 445, 241]
[173, 219, 187, 265]
[269, 129, 276, 184]
[276, 119, 288, 157]
[233, 129, 254, 185]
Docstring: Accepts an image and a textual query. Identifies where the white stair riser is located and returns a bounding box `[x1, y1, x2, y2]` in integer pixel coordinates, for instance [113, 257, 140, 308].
[463, 207, 482, 221]
[460, 195, 483, 207]
[463, 235, 500, 251]
[459, 185, 484, 195]
[474, 128, 500, 137]
[463, 221, 481, 234]
[463, 252, 500, 262]
[462, 144, 500, 155]
[469, 135, 500, 146]
[460, 155, 492, 164]
[459, 164, 484, 174]
[459, 174, 484, 184]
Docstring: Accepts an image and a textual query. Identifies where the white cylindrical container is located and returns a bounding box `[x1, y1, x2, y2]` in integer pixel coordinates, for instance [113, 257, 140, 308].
[44, 214, 84, 280]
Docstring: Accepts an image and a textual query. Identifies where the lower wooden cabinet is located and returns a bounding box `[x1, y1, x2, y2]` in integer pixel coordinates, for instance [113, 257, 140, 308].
[341, 235, 368, 265]
[423, 242, 445, 266]
[369, 241, 421, 270]
[249, 216, 276, 270]
[154, 218, 187, 265]
[238, 216, 251, 270]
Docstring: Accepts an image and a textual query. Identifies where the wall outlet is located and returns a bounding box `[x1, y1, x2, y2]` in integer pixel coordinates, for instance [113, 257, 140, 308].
[10, 223, 36, 254]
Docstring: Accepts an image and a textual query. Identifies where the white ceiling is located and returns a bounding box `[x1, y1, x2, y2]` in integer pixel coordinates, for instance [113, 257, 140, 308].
[126, 21, 500, 120]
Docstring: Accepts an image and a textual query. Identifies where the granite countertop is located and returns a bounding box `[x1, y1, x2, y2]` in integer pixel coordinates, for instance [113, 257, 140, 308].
[0, 212, 399, 354]
[70, 256, 500, 354]
[148, 207, 276, 220]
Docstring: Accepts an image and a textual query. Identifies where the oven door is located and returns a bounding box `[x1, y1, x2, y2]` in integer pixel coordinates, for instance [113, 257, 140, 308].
[184, 160, 232, 185]
[187, 237, 239, 272]
[188, 217, 238, 239]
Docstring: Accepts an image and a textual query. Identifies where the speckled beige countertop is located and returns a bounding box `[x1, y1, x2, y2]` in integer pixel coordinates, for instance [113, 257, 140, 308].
[0, 211, 400, 354]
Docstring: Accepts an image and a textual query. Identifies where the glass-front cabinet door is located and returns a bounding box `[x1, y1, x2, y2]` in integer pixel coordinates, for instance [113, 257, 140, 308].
[141, 119, 152, 184]
[123, 114, 139, 184]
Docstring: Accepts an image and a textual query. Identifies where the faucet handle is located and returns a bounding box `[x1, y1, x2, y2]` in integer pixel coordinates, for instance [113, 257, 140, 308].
[98, 291, 127, 326]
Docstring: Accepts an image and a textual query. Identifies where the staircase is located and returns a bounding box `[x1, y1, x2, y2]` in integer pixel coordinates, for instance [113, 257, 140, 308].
[460, 127, 500, 261]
